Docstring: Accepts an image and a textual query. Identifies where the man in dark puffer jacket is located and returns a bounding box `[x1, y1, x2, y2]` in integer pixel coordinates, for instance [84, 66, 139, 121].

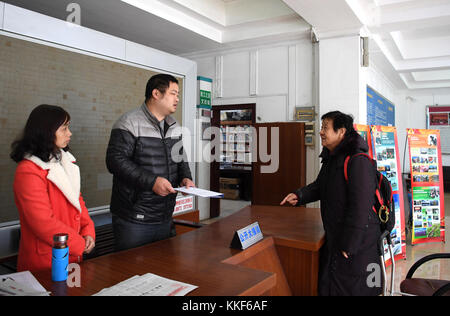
[106, 74, 194, 251]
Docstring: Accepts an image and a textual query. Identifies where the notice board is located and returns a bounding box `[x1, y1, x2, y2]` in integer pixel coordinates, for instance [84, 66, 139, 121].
[367, 86, 395, 127]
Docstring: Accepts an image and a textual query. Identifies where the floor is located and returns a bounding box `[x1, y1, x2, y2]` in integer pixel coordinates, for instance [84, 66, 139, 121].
[200, 199, 251, 225]
[386, 192, 449, 295]
[201, 194, 450, 296]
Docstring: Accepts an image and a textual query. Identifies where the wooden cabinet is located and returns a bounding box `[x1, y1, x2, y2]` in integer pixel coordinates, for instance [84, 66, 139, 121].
[252, 122, 306, 206]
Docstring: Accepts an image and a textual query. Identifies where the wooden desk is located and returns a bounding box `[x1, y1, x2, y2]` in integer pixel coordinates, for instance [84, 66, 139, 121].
[33, 205, 325, 296]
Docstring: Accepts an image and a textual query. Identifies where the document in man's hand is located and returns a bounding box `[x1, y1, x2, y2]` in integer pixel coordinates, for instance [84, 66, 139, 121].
[175, 187, 224, 198]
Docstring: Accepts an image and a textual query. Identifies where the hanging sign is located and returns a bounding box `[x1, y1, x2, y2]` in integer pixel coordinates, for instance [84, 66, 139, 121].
[371, 125, 406, 262]
[407, 128, 445, 245]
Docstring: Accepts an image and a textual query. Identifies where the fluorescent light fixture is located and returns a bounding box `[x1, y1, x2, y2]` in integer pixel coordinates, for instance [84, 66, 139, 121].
[121, 0, 222, 42]
[374, 0, 412, 6]
[412, 70, 450, 82]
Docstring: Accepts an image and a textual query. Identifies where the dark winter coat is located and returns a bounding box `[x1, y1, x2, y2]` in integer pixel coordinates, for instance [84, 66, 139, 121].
[295, 131, 382, 296]
[106, 103, 192, 224]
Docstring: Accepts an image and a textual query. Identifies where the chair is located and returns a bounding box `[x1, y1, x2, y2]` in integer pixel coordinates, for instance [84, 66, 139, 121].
[400, 253, 450, 296]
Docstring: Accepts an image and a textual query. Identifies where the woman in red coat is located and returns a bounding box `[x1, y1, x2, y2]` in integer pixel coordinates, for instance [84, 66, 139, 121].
[11, 104, 96, 272]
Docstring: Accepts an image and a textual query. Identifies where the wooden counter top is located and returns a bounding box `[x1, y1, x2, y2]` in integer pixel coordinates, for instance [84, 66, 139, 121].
[33, 205, 325, 296]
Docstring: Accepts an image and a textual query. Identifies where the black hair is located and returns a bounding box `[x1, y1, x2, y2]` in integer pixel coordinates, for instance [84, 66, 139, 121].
[145, 74, 179, 102]
[10, 104, 71, 163]
[321, 111, 356, 136]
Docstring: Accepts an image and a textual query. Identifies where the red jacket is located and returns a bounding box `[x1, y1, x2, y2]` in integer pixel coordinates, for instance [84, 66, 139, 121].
[13, 151, 95, 272]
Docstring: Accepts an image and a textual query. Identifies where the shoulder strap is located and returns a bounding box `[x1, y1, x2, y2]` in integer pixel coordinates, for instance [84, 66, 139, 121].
[344, 152, 372, 182]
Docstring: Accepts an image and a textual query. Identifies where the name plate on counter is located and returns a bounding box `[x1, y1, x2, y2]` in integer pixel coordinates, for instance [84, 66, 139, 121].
[230, 222, 263, 250]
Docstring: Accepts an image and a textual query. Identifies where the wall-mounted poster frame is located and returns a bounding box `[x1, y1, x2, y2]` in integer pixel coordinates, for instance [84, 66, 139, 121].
[426, 105, 450, 154]
[367, 86, 395, 127]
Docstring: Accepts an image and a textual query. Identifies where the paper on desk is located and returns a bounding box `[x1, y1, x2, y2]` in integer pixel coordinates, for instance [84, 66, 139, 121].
[175, 187, 223, 198]
[0, 271, 50, 296]
[93, 273, 198, 296]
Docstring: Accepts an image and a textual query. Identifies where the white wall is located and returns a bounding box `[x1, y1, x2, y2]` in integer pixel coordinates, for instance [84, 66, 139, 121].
[185, 36, 319, 196]
[368, 56, 450, 169]
[0, 2, 200, 258]
[0, 2, 198, 201]
[397, 89, 450, 169]
[319, 36, 364, 123]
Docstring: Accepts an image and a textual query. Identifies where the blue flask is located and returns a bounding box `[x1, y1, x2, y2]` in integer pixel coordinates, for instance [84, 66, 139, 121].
[52, 233, 69, 282]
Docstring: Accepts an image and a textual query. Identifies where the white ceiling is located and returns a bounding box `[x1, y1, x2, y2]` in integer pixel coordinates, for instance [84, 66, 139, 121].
[347, 0, 450, 90]
[3, 0, 450, 90]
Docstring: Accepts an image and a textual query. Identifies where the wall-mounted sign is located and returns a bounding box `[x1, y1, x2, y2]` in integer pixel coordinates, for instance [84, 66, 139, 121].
[294, 107, 315, 121]
[367, 86, 395, 126]
[427, 105, 450, 154]
[197, 76, 212, 109]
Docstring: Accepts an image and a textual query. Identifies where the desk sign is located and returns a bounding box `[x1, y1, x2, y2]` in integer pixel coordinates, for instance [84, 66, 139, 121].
[230, 222, 263, 250]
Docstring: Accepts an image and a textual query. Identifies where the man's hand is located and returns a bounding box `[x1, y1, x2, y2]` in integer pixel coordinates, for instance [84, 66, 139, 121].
[280, 193, 299, 206]
[180, 178, 195, 189]
[153, 177, 176, 196]
[83, 236, 95, 254]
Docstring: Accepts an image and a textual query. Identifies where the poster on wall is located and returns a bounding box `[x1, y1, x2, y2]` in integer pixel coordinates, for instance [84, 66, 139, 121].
[367, 86, 395, 127]
[371, 125, 406, 261]
[354, 124, 373, 158]
[427, 105, 450, 154]
[407, 128, 445, 245]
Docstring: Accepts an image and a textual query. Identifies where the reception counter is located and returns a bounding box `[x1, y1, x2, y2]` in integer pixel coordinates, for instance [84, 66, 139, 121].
[34, 205, 325, 296]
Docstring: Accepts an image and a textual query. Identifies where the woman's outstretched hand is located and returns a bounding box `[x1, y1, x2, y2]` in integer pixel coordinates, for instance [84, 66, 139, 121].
[280, 193, 298, 206]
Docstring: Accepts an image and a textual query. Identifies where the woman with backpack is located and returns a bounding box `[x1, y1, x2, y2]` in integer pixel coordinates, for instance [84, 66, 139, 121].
[281, 111, 382, 296]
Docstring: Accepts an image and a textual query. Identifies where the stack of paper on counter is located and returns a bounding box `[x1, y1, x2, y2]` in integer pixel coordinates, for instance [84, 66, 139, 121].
[0, 271, 50, 296]
[93, 273, 197, 296]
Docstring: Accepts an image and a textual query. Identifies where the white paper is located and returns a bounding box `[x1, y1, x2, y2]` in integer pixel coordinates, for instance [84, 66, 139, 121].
[175, 187, 223, 198]
[93, 273, 198, 296]
[0, 271, 50, 296]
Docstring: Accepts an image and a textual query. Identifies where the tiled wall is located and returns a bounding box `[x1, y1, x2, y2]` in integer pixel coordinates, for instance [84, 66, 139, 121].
[0, 35, 183, 223]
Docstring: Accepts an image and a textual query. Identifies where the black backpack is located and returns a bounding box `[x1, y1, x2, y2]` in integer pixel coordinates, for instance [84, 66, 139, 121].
[344, 153, 395, 233]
